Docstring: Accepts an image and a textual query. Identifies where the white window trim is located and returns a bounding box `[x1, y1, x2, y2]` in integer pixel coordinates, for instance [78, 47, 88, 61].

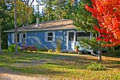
[12, 33, 14, 43]
[18, 33, 21, 43]
[17, 33, 21, 43]
[45, 31, 55, 42]
[12, 33, 21, 43]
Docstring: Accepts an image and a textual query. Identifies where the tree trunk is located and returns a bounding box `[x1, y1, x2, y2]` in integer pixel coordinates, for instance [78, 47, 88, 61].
[26, 11, 29, 26]
[0, 25, 2, 54]
[98, 49, 102, 61]
[97, 33, 102, 61]
[98, 33, 102, 61]
[14, 0, 18, 54]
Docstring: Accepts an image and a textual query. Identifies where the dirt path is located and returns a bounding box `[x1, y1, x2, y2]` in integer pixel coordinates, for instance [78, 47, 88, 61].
[0, 68, 49, 80]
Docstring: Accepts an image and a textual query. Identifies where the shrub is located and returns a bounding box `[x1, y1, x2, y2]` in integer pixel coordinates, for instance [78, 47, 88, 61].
[56, 40, 61, 53]
[48, 49, 53, 52]
[8, 44, 20, 52]
[87, 62, 106, 71]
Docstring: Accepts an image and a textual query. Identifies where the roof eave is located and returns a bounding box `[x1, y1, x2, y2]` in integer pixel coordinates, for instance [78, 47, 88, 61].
[4, 28, 76, 33]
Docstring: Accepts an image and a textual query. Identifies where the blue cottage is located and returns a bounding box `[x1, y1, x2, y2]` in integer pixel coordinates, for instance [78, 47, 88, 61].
[5, 19, 92, 52]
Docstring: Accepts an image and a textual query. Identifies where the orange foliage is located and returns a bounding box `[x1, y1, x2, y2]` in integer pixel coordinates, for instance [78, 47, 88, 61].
[85, 0, 120, 47]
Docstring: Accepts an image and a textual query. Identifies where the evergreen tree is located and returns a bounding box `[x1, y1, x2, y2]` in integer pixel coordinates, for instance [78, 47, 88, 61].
[72, 0, 97, 32]
[0, 0, 10, 53]
[42, 0, 78, 21]
[1, 0, 35, 50]
[72, 0, 106, 61]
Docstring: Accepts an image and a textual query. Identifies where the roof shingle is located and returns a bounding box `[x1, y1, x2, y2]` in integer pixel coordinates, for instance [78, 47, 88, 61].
[5, 19, 76, 32]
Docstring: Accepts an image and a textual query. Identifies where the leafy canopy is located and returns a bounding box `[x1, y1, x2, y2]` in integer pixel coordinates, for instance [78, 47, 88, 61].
[85, 0, 120, 47]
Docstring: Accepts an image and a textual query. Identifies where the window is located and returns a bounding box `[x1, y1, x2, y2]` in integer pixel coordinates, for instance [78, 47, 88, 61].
[23, 33, 26, 39]
[46, 32, 55, 42]
[76, 32, 90, 41]
[17, 34, 20, 43]
[69, 32, 74, 41]
[12, 33, 21, 43]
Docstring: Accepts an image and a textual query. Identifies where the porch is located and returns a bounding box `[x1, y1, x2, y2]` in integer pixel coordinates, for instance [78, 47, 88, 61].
[66, 31, 93, 53]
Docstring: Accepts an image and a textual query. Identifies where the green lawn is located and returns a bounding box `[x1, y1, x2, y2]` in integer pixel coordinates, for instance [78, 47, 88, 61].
[0, 50, 120, 80]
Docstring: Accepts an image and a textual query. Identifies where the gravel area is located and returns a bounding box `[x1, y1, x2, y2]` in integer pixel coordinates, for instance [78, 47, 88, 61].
[0, 68, 49, 80]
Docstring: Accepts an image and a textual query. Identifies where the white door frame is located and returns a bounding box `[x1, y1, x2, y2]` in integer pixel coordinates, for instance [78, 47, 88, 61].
[21, 32, 27, 46]
[67, 31, 76, 51]
[67, 31, 92, 51]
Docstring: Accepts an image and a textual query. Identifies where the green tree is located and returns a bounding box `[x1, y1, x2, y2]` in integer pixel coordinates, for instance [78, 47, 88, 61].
[2, 0, 35, 51]
[14, 0, 18, 54]
[42, 0, 77, 21]
[21, 0, 35, 26]
[72, 0, 105, 61]
[0, 0, 10, 54]
[72, 0, 96, 32]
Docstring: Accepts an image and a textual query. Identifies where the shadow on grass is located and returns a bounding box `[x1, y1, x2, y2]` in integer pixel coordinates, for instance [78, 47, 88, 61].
[9, 66, 67, 76]
[102, 52, 120, 58]
[106, 65, 120, 68]
[1, 50, 119, 76]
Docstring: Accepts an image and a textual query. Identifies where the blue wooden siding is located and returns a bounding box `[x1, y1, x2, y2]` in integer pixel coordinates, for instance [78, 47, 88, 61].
[26, 30, 67, 50]
[8, 30, 72, 50]
[8, 33, 22, 47]
[8, 33, 12, 46]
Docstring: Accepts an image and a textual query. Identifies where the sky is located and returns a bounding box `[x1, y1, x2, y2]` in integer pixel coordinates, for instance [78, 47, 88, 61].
[31, 0, 80, 14]
[31, 0, 45, 14]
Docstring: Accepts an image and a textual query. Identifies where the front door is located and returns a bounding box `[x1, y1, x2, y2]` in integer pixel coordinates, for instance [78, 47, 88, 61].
[68, 32, 75, 51]
[21, 32, 26, 46]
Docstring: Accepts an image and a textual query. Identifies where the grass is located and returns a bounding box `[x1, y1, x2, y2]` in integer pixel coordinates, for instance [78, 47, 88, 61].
[0, 50, 120, 80]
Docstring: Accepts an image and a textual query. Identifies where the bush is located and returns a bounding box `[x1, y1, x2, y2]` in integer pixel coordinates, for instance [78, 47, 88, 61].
[48, 49, 53, 52]
[56, 40, 61, 53]
[8, 44, 20, 52]
[87, 62, 106, 71]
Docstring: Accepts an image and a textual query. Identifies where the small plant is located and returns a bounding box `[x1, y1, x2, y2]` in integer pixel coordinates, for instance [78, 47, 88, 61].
[75, 45, 79, 52]
[56, 40, 61, 53]
[8, 44, 20, 52]
[48, 49, 53, 52]
[87, 62, 106, 71]
[76, 45, 79, 49]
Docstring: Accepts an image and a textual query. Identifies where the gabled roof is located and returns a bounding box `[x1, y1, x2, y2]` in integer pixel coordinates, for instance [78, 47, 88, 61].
[5, 19, 76, 32]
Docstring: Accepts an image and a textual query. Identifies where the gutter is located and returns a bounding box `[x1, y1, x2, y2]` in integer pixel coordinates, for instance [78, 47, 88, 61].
[4, 28, 76, 33]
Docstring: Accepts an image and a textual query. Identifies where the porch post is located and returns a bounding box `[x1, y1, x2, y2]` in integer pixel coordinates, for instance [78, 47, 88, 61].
[67, 31, 69, 50]
[90, 33, 93, 40]
[74, 31, 76, 50]
[90, 33, 94, 54]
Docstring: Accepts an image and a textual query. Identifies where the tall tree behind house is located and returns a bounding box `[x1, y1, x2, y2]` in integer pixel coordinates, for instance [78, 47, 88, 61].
[42, 0, 79, 21]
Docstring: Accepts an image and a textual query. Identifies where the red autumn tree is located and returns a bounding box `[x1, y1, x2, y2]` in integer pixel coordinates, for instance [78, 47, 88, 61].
[85, 0, 120, 47]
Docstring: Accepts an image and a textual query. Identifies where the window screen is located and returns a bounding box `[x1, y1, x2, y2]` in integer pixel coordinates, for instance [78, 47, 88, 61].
[17, 34, 20, 42]
[69, 32, 74, 41]
[76, 32, 90, 41]
[47, 32, 54, 42]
